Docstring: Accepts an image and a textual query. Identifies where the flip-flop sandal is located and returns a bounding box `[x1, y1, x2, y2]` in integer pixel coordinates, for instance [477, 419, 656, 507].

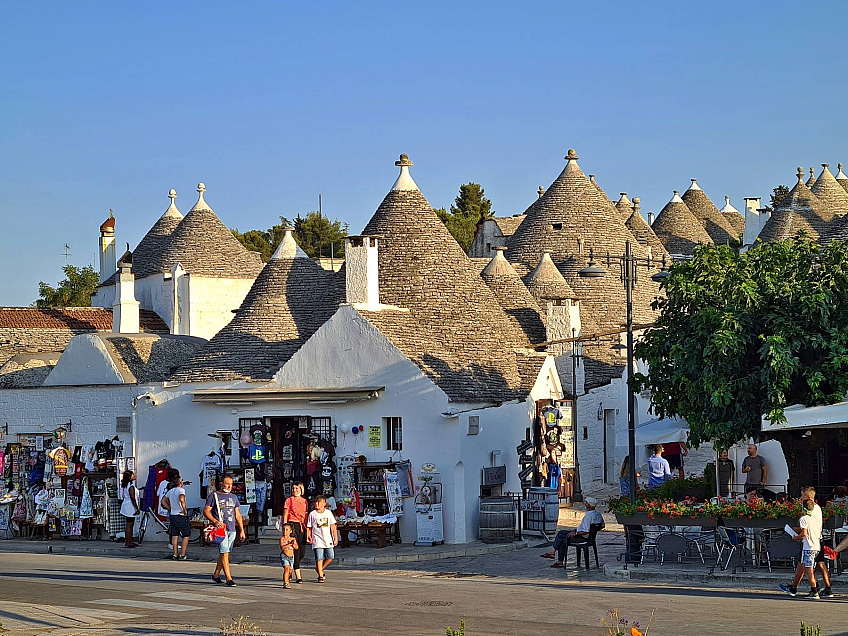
[540, 553, 555, 559]
[317, 576, 325, 583]
[550, 562, 564, 568]
[295, 578, 304, 584]
[283, 583, 292, 589]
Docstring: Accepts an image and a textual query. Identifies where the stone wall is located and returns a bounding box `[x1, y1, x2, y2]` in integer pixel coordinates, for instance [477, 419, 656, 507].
[0, 329, 84, 366]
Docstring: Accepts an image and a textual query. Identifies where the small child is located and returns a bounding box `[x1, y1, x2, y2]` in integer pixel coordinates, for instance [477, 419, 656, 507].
[306, 495, 338, 583]
[279, 523, 299, 589]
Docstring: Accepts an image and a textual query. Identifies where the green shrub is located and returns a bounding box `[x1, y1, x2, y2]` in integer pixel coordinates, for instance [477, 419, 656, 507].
[446, 619, 466, 636]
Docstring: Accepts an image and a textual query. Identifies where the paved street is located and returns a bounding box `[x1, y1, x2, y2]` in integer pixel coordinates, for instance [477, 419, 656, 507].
[1, 540, 847, 636]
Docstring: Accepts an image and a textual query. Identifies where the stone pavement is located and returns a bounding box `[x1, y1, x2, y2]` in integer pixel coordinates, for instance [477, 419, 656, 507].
[0, 534, 529, 566]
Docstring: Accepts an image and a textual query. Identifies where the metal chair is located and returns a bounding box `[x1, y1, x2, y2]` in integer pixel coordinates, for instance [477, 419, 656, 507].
[640, 525, 663, 564]
[571, 523, 604, 570]
[656, 532, 689, 564]
[715, 526, 747, 572]
[764, 535, 801, 573]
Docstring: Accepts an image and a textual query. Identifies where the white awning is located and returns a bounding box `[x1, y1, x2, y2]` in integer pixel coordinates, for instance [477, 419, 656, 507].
[192, 386, 384, 405]
[761, 400, 848, 432]
[616, 416, 688, 447]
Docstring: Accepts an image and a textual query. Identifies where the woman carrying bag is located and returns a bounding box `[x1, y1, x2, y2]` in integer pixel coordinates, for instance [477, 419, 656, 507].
[282, 482, 308, 584]
[119, 470, 141, 548]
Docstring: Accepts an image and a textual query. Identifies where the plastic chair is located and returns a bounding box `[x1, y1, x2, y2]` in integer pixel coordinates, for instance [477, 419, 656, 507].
[571, 523, 604, 570]
[656, 532, 689, 564]
[640, 525, 663, 564]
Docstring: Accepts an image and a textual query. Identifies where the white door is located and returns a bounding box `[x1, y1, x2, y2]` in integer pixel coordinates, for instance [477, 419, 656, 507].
[604, 410, 616, 483]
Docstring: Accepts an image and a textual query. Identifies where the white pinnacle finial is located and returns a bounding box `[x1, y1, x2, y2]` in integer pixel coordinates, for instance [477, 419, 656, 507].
[837, 163, 848, 179]
[391, 153, 419, 192]
[272, 227, 308, 260]
[190, 182, 212, 212]
[687, 179, 702, 192]
[670, 190, 684, 203]
[163, 188, 182, 219]
[720, 196, 738, 214]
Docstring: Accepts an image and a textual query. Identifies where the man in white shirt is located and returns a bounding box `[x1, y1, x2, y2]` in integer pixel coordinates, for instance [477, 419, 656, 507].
[542, 497, 604, 568]
[780, 497, 823, 599]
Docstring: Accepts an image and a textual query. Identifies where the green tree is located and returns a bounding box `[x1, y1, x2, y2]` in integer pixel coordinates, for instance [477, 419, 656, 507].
[436, 183, 494, 252]
[632, 237, 848, 490]
[36, 265, 100, 308]
[283, 211, 348, 259]
[763, 184, 790, 214]
[231, 228, 274, 262]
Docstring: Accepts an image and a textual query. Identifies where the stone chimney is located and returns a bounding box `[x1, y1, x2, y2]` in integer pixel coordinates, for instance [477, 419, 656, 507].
[545, 298, 584, 398]
[99, 210, 117, 283]
[345, 235, 380, 310]
[112, 253, 140, 333]
[743, 197, 762, 245]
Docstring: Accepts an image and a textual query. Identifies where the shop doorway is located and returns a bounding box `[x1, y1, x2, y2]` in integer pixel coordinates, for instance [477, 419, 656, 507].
[267, 416, 337, 517]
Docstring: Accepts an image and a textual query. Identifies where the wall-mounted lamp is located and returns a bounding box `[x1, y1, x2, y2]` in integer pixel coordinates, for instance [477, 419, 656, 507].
[597, 403, 604, 421]
[53, 421, 72, 444]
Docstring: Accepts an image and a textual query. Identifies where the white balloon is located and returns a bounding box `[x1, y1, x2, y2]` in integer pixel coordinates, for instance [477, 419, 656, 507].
[339, 423, 351, 434]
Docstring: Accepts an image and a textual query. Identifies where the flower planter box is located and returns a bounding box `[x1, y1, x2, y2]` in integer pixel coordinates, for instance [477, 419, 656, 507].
[823, 515, 845, 530]
[614, 512, 716, 527]
[719, 516, 793, 529]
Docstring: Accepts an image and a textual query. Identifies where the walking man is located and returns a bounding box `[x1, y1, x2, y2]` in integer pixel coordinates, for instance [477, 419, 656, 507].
[203, 475, 246, 587]
[741, 444, 767, 494]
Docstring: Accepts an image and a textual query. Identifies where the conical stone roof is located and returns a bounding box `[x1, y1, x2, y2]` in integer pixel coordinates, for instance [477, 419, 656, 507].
[357, 154, 536, 402]
[836, 163, 848, 194]
[614, 193, 632, 219]
[810, 164, 848, 217]
[132, 189, 185, 279]
[480, 248, 546, 344]
[506, 150, 661, 335]
[171, 229, 343, 382]
[719, 196, 745, 236]
[625, 198, 666, 257]
[681, 179, 738, 243]
[148, 184, 264, 279]
[523, 251, 576, 305]
[588, 174, 613, 203]
[650, 191, 713, 257]
[806, 167, 817, 188]
[758, 168, 830, 243]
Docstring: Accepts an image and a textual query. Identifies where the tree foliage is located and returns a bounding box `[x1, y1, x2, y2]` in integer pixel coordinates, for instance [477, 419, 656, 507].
[232, 212, 348, 262]
[763, 184, 790, 214]
[285, 211, 348, 259]
[632, 236, 848, 451]
[36, 265, 100, 308]
[436, 182, 494, 252]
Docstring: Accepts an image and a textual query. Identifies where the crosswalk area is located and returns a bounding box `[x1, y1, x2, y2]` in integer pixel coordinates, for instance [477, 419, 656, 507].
[0, 575, 428, 634]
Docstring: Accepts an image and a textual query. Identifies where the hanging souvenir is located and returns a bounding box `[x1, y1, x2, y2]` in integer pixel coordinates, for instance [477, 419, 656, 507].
[49, 447, 69, 476]
[79, 480, 93, 519]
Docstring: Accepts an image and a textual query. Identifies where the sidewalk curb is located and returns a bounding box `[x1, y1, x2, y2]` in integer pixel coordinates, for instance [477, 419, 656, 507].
[603, 563, 848, 586]
[0, 539, 530, 567]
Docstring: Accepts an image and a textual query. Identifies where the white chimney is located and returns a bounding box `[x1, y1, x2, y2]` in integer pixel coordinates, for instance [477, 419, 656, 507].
[112, 258, 140, 333]
[345, 235, 380, 310]
[647, 212, 654, 226]
[743, 197, 762, 245]
[99, 210, 117, 283]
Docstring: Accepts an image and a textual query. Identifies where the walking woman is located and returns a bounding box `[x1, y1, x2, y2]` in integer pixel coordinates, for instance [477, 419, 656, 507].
[120, 470, 140, 548]
[282, 482, 308, 584]
[162, 472, 190, 560]
[619, 456, 640, 497]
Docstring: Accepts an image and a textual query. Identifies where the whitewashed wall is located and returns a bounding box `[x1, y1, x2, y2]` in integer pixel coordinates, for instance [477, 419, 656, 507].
[0, 384, 138, 449]
[43, 334, 125, 386]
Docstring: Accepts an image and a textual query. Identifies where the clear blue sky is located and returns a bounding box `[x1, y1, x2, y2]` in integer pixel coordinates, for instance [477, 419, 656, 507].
[1, 1, 844, 305]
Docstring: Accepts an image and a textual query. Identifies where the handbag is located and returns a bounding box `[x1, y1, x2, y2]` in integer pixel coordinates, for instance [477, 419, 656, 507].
[203, 493, 227, 545]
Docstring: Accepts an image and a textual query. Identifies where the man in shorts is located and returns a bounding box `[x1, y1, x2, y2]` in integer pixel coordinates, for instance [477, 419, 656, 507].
[661, 441, 688, 480]
[203, 475, 246, 587]
[780, 498, 823, 599]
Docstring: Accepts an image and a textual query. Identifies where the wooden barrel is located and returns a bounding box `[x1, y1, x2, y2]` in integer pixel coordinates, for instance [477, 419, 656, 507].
[478, 497, 516, 543]
[525, 487, 559, 534]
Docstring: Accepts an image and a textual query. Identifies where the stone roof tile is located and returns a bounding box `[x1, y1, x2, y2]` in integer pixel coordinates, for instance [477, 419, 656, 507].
[810, 164, 848, 218]
[481, 248, 546, 344]
[681, 180, 739, 244]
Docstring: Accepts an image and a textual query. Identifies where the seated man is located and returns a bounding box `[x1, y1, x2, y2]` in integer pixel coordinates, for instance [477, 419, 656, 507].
[541, 497, 604, 568]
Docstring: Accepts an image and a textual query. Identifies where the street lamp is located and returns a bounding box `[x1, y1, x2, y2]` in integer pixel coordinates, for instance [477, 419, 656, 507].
[570, 327, 584, 503]
[578, 242, 669, 505]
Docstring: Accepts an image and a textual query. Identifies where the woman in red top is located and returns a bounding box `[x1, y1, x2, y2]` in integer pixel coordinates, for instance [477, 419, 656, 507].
[283, 482, 308, 584]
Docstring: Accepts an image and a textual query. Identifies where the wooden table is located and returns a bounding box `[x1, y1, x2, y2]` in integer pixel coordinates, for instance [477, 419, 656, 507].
[338, 523, 392, 548]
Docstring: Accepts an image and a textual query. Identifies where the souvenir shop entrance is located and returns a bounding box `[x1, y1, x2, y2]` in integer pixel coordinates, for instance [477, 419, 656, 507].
[229, 416, 337, 525]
